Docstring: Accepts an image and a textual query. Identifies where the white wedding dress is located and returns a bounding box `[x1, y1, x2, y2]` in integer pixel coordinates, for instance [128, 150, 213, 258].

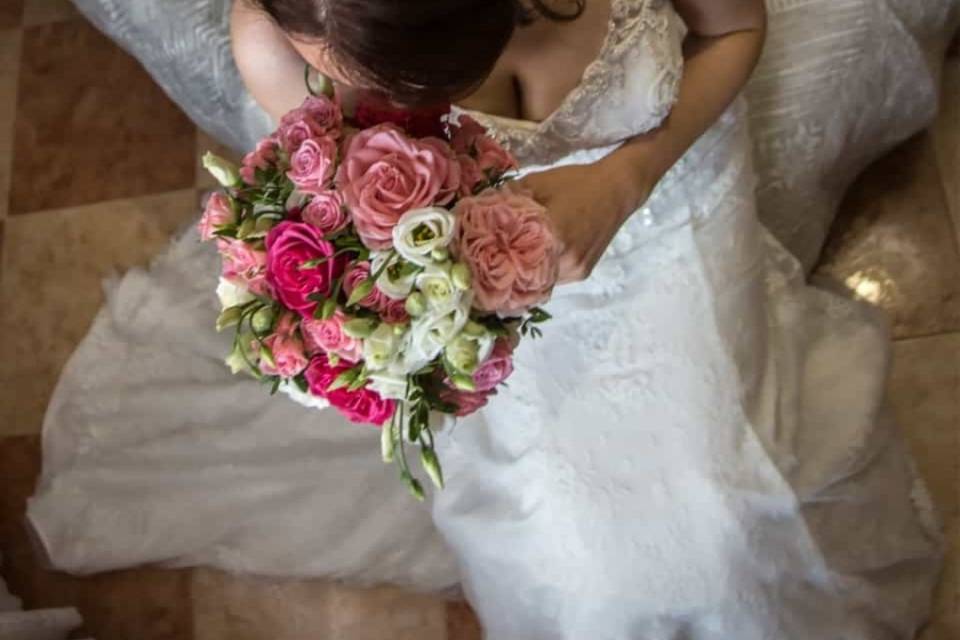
[26, 0, 960, 638]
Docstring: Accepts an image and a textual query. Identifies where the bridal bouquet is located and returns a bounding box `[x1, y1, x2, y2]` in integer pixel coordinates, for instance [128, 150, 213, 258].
[199, 91, 557, 498]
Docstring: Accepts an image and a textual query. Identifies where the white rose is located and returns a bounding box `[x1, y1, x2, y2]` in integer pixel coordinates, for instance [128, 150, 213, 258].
[363, 322, 404, 371]
[371, 251, 417, 300]
[392, 207, 457, 267]
[216, 277, 255, 310]
[367, 362, 409, 401]
[416, 263, 462, 315]
[402, 295, 472, 372]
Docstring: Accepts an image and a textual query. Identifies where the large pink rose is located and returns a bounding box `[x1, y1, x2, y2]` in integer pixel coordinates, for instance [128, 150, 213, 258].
[336, 124, 460, 250]
[278, 95, 343, 153]
[305, 355, 396, 426]
[472, 338, 515, 391]
[301, 191, 348, 236]
[260, 313, 308, 378]
[454, 190, 559, 314]
[240, 138, 279, 185]
[301, 309, 363, 362]
[342, 261, 410, 323]
[198, 192, 235, 241]
[218, 238, 269, 296]
[287, 137, 338, 193]
[438, 386, 493, 417]
[265, 222, 347, 317]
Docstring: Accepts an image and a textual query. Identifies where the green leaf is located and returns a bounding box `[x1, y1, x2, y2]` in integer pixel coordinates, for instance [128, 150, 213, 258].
[327, 365, 361, 392]
[293, 374, 309, 394]
[321, 298, 338, 320]
[216, 306, 244, 332]
[346, 279, 375, 307]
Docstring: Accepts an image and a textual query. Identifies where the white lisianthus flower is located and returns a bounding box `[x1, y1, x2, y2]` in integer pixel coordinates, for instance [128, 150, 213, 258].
[402, 295, 472, 372]
[371, 251, 417, 300]
[367, 362, 409, 400]
[363, 322, 404, 371]
[444, 327, 495, 375]
[392, 207, 457, 267]
[416, 263, 462, 315]
[216, 277, 255, 310]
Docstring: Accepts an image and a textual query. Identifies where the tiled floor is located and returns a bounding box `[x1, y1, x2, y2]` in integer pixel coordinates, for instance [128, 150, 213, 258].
[0, 4, 956, 639]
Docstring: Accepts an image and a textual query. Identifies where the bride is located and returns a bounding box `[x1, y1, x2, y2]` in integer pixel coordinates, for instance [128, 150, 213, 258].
[26, 0, 959, 637]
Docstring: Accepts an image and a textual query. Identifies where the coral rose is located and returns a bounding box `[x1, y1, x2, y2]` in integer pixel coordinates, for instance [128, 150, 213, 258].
[454, 190, 559, 315]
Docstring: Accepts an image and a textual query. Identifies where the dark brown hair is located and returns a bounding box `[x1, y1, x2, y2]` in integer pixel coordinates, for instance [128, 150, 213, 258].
[252, 0, 586, 104]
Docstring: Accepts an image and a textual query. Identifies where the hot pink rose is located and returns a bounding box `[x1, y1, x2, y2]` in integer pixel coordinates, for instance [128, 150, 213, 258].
[342, 262, 411, 323]
[278, 95, 343, 153]
[265, 222, 347, 317]
[474, 136, 518, 177]
[450, 114, 487, 155]
[305, 355, 396, 426]
[301, 191, 349, 236]
[287, 137, 338, 193]
[472, 338, 515, 391]
[240, 138, 279, 185]
[301, 310, 363, 362]
[439, 386, 493, 417]
[336, 124, 460, 250]
[198, 192, 236, 241]
[218, 238, 269, 296]
[454, 190, 559, 315]
[260, 313, 308, 378]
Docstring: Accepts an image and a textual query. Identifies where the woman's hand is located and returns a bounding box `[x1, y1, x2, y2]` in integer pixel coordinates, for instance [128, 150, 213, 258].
[512, 153, 656, 283]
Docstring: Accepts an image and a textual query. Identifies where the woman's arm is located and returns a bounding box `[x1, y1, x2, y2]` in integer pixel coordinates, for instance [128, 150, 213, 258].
[614, 0, 767, 183]
[230, 0, 311, 124]
[519, 0, 767, 282]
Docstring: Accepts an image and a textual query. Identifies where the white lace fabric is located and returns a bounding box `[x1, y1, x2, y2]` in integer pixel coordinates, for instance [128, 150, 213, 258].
[24, 0, 960, 638]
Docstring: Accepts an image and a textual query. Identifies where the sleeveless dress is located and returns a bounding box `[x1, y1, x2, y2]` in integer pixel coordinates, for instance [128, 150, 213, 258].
[27, 0, 960, 638]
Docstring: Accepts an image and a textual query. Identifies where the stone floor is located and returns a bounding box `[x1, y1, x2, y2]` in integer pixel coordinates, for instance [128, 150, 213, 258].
[0, 2, 956, 638]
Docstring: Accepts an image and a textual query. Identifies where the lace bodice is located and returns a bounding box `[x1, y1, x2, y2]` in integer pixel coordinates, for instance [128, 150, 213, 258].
[454, 0, 687, 168]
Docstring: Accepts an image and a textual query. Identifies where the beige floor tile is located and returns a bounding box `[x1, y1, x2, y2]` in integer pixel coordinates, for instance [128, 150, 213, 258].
[0, 28, 21, 222]
[196, 129, 242, 191]
[192, 568, 447, 640]
[21, 0, 77, 26]
[0, 189, 201, 436]
[816, 133, 960, 339]
[934, 54, 959, 245]
[889, 334, 960, 520]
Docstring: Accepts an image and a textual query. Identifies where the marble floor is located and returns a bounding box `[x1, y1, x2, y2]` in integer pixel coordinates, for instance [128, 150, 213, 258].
[0, 2, 957, 639]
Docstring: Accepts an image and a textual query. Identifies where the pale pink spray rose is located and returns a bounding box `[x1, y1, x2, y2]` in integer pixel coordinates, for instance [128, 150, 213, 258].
[472, 338, 515, 392]
[265, 222, 346, 317]
[474, 135, 518, 177]
[301, 309, 363, 363]
[277, 95, 343, 153]
[217, 238, 269, 296]
[335, 123, 460, 250]
[240, 138, 279, 185]
[198, 192, 235, 241]
[287, 137, 338, 193]
[301, 191, 349, 236]
[260, 313, 309, 378]
[438, 386, 494, 417]
[454, 189, 559, 314]
[457, 154, 485, 197]
[450, 114, 487, 155]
